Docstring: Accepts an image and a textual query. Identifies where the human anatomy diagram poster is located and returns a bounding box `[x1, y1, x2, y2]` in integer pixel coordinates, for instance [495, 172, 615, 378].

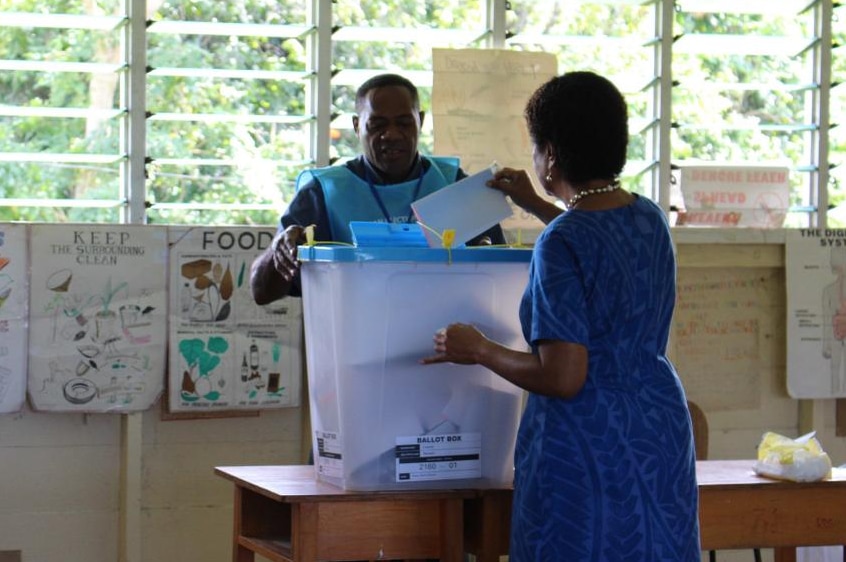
[0, 224, 29, 413]
[168, 227, 302, 412]
[786, 228, 846, 398]
[27, 224, 168, 412]
[432, 48, 557, 237]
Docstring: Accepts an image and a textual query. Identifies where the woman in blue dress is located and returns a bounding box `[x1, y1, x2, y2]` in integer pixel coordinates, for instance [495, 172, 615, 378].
[422, 71, 700, 561]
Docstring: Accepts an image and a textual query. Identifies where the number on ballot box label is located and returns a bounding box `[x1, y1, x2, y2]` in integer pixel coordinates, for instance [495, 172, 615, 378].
[394, 432, 481, 482]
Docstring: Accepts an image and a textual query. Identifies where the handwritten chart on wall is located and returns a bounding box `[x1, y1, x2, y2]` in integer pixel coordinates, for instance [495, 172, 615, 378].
[0, 224, 28, 413]
[671, 268, 773, 411]
[432, 48, 557, 236]
[27, 224, 168, 412]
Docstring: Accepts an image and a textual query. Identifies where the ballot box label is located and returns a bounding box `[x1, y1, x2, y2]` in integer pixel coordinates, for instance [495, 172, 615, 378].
[316, 430, 343, 479]
[395, 432, 481, 482]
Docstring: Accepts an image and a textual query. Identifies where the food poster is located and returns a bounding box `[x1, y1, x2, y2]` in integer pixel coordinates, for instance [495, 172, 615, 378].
[167, 227, 302, 412]
[0, 224, 29, 413]
[786, 228, 846, 398]
[27, 224, 168, 412]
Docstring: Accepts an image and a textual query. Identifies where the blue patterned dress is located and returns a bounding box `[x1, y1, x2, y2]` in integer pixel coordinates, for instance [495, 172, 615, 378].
[512, 195, 700, 561]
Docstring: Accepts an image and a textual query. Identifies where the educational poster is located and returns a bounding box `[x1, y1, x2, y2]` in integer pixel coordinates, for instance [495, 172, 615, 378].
[675, 164, 790, 228]
[671, 268, 767, 411]
[27, 224, 168, 412]
[785, 228, 846, 398]
[167, 226, 302, 412]
[0, 224, 29, 413]
[432, 48, 558, 238]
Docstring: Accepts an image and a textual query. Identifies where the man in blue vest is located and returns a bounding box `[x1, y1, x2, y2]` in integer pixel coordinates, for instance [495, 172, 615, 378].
[251, 73, 505, 304]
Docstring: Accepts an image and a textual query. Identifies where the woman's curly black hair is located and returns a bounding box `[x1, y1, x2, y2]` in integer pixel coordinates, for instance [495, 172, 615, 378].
[524, 71, 628, 185]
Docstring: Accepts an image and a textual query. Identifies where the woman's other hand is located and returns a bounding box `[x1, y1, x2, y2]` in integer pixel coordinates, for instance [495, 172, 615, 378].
[420, 323, 488, 365]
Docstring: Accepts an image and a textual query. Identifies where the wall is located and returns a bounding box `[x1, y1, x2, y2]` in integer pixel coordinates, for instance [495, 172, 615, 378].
[675, 234, 844, 463]
[674, 233, 846, 562]
[1, 233, 844, 562]
[0, 405, 303, 562]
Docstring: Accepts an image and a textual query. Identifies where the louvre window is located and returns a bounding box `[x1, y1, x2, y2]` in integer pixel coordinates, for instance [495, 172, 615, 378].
[0, 0, 842, 230]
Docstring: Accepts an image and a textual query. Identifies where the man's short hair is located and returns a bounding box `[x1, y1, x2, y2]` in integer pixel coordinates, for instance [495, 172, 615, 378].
[355, 73, 420, 113]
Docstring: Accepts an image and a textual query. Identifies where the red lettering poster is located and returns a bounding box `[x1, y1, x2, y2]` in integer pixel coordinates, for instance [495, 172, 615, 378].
[676, 164, 790, 228]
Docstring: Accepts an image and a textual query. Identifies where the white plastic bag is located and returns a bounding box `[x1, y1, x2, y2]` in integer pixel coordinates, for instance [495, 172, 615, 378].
[753, 431, 832, 482]
[798, 546, 844, 562]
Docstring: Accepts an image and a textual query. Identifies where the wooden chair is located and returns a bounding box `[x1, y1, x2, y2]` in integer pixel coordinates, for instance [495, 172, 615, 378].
[688, 400, 709, 463]
[688, 400, 761, 562]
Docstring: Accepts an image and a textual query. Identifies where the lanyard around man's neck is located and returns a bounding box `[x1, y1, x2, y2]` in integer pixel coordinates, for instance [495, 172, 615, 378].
[363, 165, 425, 224]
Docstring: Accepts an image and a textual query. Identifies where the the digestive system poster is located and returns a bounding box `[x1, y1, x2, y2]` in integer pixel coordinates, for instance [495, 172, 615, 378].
[0, 224, 29, 414]
[27, 224, 168, 412]
[167, 227, 302, 412]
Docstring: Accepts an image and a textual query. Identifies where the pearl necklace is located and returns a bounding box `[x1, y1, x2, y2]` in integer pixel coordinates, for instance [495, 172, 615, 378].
[566, 180, 621, 210]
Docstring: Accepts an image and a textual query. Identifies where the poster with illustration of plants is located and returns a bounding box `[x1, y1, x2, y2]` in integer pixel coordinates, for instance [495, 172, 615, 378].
[167, 226, 302, 412]
[0, 224, 29, 413]
[27, 224, 168, 412]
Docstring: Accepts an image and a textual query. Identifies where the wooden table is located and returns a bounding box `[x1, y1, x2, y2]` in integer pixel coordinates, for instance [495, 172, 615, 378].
[214, 464, 473, 562]
[217, 461, 846, 562]
[696, 460, 846, 562]
[462, 460, 846, 562]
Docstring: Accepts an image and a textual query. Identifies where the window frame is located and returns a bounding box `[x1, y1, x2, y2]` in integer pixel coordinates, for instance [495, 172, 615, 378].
[0, 0, 839, 235]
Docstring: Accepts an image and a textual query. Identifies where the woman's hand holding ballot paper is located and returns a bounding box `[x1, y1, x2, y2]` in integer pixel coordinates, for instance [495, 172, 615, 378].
[410, 162, 512, 248]
[486, 166, 566, 226]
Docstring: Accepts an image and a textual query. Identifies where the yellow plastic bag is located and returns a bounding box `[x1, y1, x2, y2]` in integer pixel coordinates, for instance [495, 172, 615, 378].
[753, 431, 832, 482]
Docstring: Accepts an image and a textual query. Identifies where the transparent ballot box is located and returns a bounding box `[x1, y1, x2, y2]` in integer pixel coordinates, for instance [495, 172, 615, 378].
[299, 245, 530, 491]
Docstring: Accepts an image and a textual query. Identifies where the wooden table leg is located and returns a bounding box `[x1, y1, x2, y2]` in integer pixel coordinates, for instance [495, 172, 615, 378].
[292, 502, 319, 562]
[464, 490, 511, 562]
[232, 487, 254, 562]
[439, 497, 464, 562]
[773, 547, 796, 562]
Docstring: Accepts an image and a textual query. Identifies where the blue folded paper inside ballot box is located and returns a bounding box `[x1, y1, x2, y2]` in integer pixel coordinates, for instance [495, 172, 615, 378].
[298, 243, 531, 491]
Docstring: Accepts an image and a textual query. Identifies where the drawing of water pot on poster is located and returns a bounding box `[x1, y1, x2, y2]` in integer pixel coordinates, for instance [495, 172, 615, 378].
[179, 259, 234, 323]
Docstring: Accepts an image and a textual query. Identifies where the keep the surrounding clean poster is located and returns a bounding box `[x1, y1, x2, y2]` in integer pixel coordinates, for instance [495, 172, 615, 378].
[167, 226, 302, 412]
[0, 224, 28, 413]
[27, 224, 168, 412]
[786, 228, 846, 398]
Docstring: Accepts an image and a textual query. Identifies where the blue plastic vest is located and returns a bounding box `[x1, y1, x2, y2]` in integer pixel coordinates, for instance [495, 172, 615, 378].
[295, 156, 460, 243]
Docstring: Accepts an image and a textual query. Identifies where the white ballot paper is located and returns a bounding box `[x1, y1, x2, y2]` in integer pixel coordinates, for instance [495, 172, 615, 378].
[411, 163, 513, 248]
